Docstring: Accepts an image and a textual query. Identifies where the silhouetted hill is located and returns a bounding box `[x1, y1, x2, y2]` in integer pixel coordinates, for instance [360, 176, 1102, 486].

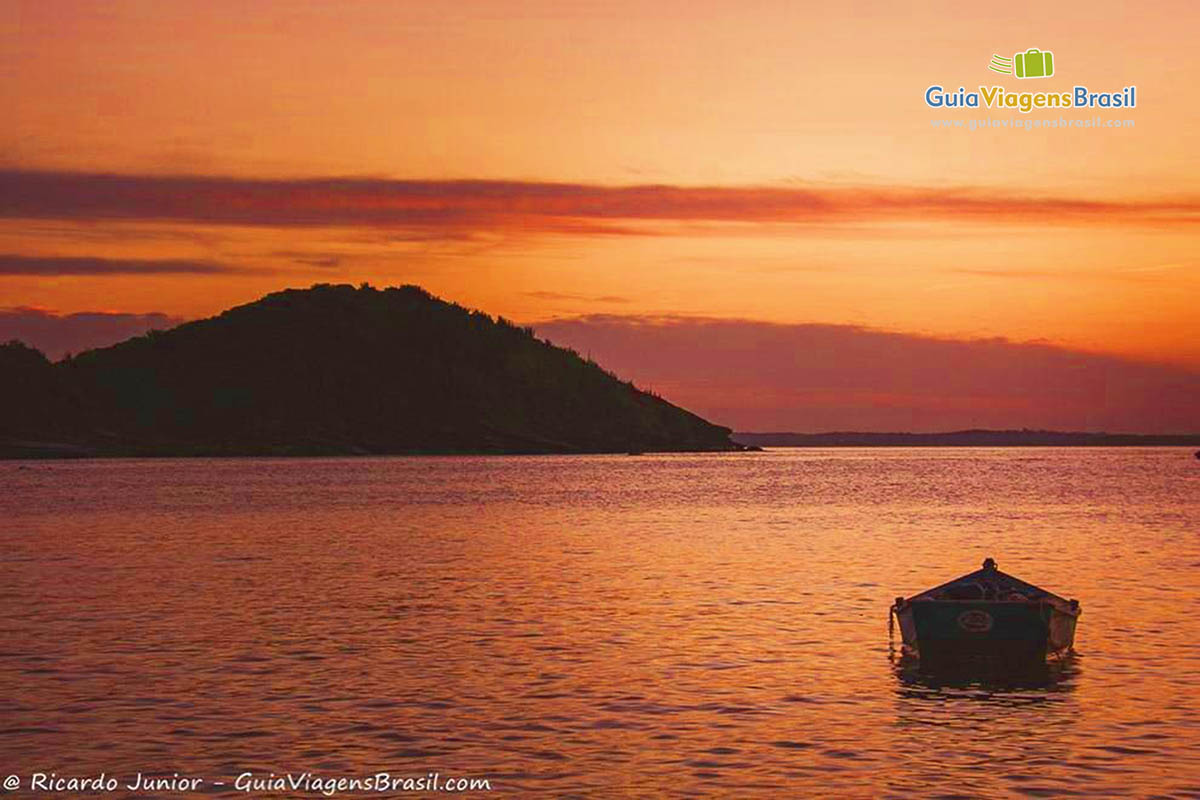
[0, 341, 95, 456]
[732, 430, 1200, 448]
[1, 284, 739, 457]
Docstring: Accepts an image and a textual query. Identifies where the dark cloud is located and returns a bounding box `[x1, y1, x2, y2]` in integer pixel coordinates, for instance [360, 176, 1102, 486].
[535, 316, 1200, 434]
[0, 170, 1195, 235]
[0, 307, 184, 359]
[0, 253, 242, 275]
[266, 251, 344, 269]
[292, 256, 340, 268]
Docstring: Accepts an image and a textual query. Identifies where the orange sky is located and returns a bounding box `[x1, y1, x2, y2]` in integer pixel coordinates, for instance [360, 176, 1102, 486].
[2, 0, 1198, 372]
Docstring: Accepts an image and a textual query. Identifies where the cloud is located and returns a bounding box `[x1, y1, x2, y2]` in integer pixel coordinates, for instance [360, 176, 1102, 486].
[524, 291, 631, 304]
[266, 250, 344, 269]
[534, 315, 1200, 434]
[0, 170, 1196, 237]
[0, 253, 243, 275]
[0, 307, 184, 359]
[948, 267, 1064, 280]
[949, 263, 1198, 283]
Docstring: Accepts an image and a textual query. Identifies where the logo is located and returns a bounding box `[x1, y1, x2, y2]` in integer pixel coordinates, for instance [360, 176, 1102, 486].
[990, 48, 1054, 79]
[956, 610, 994, 633]
[923, 49, 1136, 113]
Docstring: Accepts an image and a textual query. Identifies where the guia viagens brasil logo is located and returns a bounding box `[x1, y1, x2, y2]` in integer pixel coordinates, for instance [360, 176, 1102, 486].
[925, 49, 1136, 113]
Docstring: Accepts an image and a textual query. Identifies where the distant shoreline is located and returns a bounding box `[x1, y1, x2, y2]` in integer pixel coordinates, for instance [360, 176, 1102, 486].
[0, 441, 755, 460]
[5, 432, 1200, 460]
[733, 430, 1200, 448]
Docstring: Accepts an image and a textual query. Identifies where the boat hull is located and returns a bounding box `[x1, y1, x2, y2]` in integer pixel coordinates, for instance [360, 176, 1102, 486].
[897, 601, 1075, 668]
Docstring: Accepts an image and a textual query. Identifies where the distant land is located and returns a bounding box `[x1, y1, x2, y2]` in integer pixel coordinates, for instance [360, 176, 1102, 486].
[732, 430, 1200, 448]
[0, 284, 742, 458]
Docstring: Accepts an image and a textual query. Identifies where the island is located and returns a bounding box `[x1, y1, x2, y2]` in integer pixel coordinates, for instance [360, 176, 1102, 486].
[0, 284, 742, 458]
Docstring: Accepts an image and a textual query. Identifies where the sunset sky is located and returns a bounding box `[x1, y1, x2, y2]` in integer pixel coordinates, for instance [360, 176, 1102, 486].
[3, 0, 1197, 431]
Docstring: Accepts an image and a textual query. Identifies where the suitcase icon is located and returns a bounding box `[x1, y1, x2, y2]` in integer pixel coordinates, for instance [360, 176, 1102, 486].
[1014, 48, 1054, 79]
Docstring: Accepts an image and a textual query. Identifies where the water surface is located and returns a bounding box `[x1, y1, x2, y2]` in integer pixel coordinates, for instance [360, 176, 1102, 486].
[3, 448, 1199, 797]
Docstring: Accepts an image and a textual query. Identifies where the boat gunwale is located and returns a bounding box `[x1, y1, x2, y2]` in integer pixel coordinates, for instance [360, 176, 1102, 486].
[900, 560, 1078, 616]
[901, 597, 1081, 617]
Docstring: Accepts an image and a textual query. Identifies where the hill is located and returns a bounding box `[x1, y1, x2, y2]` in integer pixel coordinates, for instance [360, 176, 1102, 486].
[0, 284, 740, 457]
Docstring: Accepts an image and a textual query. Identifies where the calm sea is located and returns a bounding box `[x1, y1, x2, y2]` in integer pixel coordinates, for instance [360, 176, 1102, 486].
[2, 448, 1199, 798]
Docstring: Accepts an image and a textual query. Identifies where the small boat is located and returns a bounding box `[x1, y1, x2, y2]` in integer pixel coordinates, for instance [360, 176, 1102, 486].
[891, 558, 1080, 668]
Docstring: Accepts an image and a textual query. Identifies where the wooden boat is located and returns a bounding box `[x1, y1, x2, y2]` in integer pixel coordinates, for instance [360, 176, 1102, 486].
[891, 558, 1080, 667]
